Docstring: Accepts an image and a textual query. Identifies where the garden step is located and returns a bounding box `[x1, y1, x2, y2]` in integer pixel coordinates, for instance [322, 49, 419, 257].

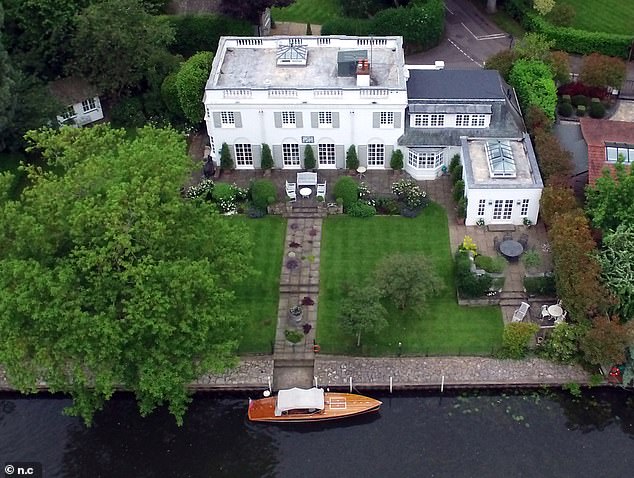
[487, 224, 516, 232]
[279, 285, 320, 294]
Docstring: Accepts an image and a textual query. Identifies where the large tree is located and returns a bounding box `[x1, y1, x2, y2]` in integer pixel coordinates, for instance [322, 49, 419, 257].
[70, 0, 174, 96]
[339, 285, 388, 347]
[176, 51, 213, 124]
[598, 225, 634, 321]
[0, 125, 253, 424]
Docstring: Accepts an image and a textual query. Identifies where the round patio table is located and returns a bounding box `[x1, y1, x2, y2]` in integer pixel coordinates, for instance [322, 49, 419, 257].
[299, 187, 312, 199]
[499, 240, 524, 261]
[548, 304, 563, 318]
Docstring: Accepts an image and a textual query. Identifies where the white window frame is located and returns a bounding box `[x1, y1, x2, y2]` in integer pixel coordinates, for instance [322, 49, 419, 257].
[412, 114, 428, 127]
[520, 199, 529, 217]
[61, 105, 76, 120]
[430, 114, 444, 127]
[493, 200, 514, 221]
[367, 143, 385, 167]
[407, 150, 443, 169]
[282, 143, 300, 167]
[234, 144, 253, 167]
[318, 112, 333, 128]
[456, 114, 469, 127]
[221, 111, 235, 128]
[605, 144, 634, 163]
[82, 98, 96, 113]
[474, 114, 486, 127]
[380, 112, 394, 128]
[318, 143, 336, 167]
[477, 199, 486, 217]
[281, 111, 296, 128]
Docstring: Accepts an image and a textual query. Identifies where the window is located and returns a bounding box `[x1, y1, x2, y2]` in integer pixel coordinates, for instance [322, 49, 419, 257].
[477, 199, 486, 216]
[486, 140, 516, 178]
[367, 144, 385, 167]
[281, 111, 296, 127]
[318, 112, 333, 127]
[234, 144, 253, 167]
[520, 199, 529, 217]
[411, 114, 444, 128]
[407, 150, 443, 169]
[282, 143, 300, 167]
[493, 200, 513, 220]
[82, 98, 96, 113]
[605, 143, 634, 163]
[318, 143, 336, 166]
[221, 111, 235, 127]
[473, 114, 486, 127]
[61, 105, 76, 120]
[380, 112, 394, 127]
[456, 114, 469, 127]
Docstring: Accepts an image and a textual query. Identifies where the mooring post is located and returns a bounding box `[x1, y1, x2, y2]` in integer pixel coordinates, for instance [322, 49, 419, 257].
[267, 376, 272, 393]
[390, 376, 393, 394]
[441, 375, 445, 393]
[314, 376, 318, 388]
[349, 377, 352, 393]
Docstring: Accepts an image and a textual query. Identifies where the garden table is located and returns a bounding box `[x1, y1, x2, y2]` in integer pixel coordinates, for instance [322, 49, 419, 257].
[499, 240, 524, 261]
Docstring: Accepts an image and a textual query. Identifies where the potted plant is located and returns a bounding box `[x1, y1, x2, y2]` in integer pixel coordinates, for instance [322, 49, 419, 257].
[285, 328, 303, 345]
[476, 218, 485, 228]
[289, 305, 303, 324]
[523, 217, 533, 228]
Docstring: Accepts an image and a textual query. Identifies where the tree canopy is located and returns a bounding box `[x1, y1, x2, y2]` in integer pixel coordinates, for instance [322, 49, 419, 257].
[585, 157, 634, 232]
[175, 51, 213, 124]
[0, 125, 253, 424]
[339, 285, 388, 347]
[69, 0, 174, 96]
[598, 225, 634, 321]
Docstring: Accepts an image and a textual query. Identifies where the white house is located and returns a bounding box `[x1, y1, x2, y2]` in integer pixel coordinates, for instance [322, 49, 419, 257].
[49, 77, 104, 127]
[203, 36, 408, 170]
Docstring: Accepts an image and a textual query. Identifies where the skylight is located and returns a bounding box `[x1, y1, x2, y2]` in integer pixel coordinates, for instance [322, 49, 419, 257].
[486, 140, 516, 178]
[276, 42, 308, 66]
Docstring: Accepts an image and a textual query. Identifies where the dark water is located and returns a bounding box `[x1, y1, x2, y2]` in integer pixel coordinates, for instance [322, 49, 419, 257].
[1, 389, 633, 478]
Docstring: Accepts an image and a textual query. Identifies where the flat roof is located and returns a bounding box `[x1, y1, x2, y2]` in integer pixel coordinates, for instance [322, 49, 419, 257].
[208, 36, 405, 90]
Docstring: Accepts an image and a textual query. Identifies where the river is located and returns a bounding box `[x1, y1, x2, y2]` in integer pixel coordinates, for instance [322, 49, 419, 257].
[0, 388, 632, 477]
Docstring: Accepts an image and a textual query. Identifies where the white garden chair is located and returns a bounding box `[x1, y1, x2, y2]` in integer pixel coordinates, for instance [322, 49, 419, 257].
[285, 180, 297, 202]
[512, 302, 530, 322]
[316, 181, 326, 200]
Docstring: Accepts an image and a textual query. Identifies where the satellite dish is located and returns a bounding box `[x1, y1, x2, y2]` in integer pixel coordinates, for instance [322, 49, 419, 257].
[263, 390, 271, 397]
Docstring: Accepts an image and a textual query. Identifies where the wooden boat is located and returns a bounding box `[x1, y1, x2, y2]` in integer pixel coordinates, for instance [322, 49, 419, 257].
[248, 387, 382, 423]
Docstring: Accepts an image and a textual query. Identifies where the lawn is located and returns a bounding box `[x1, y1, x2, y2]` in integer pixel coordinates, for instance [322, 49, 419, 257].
[232, 216, 286, 354]
[558, 0, 634, 36]
[318, 203, 503, 356]
[271, 0, 342, 25]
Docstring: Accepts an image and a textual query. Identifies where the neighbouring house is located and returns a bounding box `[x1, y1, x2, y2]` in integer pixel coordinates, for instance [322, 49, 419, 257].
[49, 77, 104, 127]
[580, 117, 634, 183]
[204, 36, 408, 170]
[203, 35, 542, 226]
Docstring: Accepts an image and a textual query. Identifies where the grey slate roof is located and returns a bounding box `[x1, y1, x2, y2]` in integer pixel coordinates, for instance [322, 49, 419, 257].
[406, 69, 507, 100]
[553, 122, 588, 176]
[398, 101, 525, 147]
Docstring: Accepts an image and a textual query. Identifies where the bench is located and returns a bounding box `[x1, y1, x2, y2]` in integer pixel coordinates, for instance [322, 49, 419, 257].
[487, 224, 516, 232]
[297, 172, 318, 186]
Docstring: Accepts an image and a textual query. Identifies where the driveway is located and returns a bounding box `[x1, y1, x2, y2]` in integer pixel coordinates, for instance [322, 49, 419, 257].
[407, 0, 509, 68]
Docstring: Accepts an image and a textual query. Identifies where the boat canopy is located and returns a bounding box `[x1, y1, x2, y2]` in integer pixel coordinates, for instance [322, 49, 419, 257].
[275, 387, 325, 416]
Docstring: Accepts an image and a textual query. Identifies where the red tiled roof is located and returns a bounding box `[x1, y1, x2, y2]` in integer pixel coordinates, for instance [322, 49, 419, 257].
[579, 118, 634, 183]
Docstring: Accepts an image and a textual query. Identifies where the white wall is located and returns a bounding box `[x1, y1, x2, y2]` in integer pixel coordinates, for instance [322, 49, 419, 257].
[56, 96, 104, 127]
[465, 187, 542, 226]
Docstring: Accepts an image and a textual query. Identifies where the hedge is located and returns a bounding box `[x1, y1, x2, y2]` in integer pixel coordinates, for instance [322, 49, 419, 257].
[504, 0, 633, 58]
[161, 14, 252, 58]
[509, 59, 557, 121]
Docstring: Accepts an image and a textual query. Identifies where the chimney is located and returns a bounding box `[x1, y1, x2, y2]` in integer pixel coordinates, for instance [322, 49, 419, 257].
[356, 59, 370, 87]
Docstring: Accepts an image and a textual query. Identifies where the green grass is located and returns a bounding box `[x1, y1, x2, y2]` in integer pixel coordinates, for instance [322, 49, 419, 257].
[558, 0, 634, 36]
[232, 216, 286, 354]
[0, 152, 29, 200]
[470, 0, 525, 38]
[318, 203, 503, 356]
[271, 0, 342, 25]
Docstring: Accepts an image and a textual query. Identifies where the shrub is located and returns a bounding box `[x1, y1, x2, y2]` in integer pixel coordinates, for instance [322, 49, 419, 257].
[305, 23, 312, 35]
[571, 94, 588, 107]
[391, 178, 428, 210]
[346, 145, 359, 170]
[540, 323, 586, 364]
[334, 176, 359, 210]
[453, 180, 465, 202]
[219, 143, 233, 170]
[499, 322, 539, 359]
[163, 14, 251, 57]
[576, 105, 586, 117]
[525, 105, 552, 133]
[522, 249, 542, 270]
[558, 102, 573, 117]
[451, 165, 463, 185]
[211, 182, 238, 212]
[547, 50, 571, 84]
[321, 17, 371, 36]
[589, 101, 606, 119]
[374, 196, 400, 215]
[456, 197, 467, 218]
[261, 144, 274, 170]
[249, 179, 277, 211]
[160, 72, 185, 121]
[246, 207, 266, 219]
[284, 329, 303, 344]
[561, 94, 571, 103]
[474, 255, 506, 273]
[580, 53, 626, 88]
[558, 82, 608, 101]
[347, 201, 377, 218]
[532, 128, 574, 183]
[176, 51, 213, 124]
[185, 178, 214, 200]
[546, 3, 576, 27]
[455, 251, 492, 298]
[390, 149, 404, 171]
[449, 153, 461, 174]
[523, 275, 556, 296]
[485, 49, 519, 81]
[110, 96, 146, 128]
[509, 59, 557, 122]
[303, 145, 316, 170]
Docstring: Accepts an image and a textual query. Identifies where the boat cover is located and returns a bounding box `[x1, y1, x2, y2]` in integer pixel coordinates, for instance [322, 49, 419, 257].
[275, 387, 325, 416]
